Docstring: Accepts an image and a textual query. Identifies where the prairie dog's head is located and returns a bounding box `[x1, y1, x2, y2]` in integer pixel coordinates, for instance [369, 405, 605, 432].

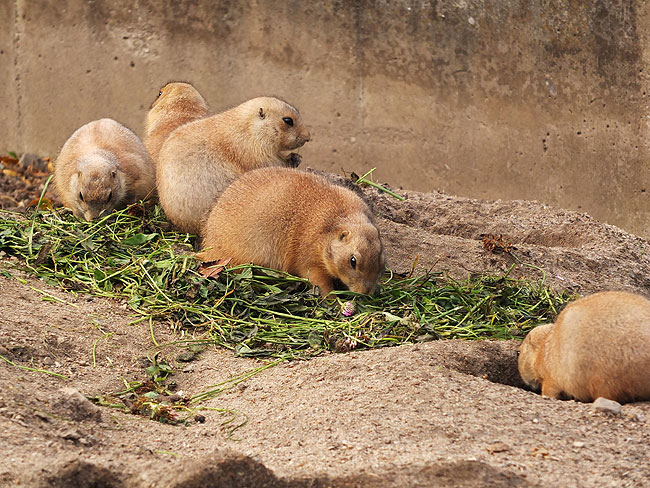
[146, 82, 209, 129]
[326, 220, 385, 295]
[245, 97, 311, 153]
[517, 323, 554, 391]
[69, 151, 126, 221]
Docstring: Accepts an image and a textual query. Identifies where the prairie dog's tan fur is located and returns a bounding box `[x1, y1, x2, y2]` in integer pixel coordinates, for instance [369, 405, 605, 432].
[54, 118, 155, 221]
[518, 291, 650, 403]
[198, 168, 384, 296]
[157, 96, 311, 234]
[144, 82, 210, 165]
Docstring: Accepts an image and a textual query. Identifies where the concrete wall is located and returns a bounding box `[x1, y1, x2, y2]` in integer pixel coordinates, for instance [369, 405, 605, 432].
[3, 0, 650, 237]
[1, 0, 17, 150]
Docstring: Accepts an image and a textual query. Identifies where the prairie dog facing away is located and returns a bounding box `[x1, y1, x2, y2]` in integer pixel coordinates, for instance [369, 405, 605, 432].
[144, 81, 210, 165]
[198, 167, 384, 296]
[157, 96, 311, 234]
[54, 118, 155, 221]
[518, 291, 650, 403]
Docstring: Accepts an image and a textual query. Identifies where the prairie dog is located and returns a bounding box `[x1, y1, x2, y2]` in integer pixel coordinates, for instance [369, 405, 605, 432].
[144, 82, 210, 165]
[518, 291, 650, 403]
[157, 96, 311, 234]
[198, 168, 384, 296]
[54, 118, 155, 221]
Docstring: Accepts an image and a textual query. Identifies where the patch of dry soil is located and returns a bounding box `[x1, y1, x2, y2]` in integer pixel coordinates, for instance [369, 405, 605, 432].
[2, 182, 650, 487]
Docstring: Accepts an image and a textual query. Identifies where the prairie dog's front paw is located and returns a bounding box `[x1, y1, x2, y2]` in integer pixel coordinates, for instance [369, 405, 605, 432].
[286, 153, 302, 168]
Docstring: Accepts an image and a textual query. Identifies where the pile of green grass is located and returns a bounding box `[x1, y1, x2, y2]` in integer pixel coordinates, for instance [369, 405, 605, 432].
[0, 203, 574, 360]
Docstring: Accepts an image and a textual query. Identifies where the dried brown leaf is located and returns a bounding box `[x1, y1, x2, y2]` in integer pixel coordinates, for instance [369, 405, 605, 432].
[27, 197, 53, 210]
[2, 169, 21, 178]
[0, 155, 19, 166]
[198, 258, 233, 279]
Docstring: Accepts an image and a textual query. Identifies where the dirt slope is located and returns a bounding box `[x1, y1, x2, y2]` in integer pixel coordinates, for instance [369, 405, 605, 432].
[2, 181, 650, 487]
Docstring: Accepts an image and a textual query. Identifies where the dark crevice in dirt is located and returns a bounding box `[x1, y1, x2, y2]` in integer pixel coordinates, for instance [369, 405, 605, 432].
[416, 340, 527, 389]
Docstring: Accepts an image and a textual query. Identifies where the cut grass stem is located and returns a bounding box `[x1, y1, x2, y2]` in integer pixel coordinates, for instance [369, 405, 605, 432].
[0, 205, 574, 364]
[0, 352, 69, 380]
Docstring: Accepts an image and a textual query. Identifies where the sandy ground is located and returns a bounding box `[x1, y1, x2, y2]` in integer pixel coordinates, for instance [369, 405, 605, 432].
[1, 177, 650, 487]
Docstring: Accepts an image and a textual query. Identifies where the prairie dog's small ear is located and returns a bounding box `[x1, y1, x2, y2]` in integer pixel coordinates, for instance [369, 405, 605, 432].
[339, 230, 349, 241]
[259, 107, 265, 119]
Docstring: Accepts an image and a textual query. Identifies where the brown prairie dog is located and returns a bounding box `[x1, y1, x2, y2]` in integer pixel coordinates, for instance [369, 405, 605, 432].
[197, 167, 385, 297]
[518, 291, 650, 403]
[144, 82, 210, 165]
[157, 96, 311, 234]
[54, 118, 155, 221]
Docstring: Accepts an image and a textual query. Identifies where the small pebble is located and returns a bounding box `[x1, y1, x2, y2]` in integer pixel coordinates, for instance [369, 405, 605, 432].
[486, 441, 510, 454]
[572, 441, 585, 448]
[176, 350, 198, 362]
[592, 397, 622, 415]
[55, 387, 102, 421]
[59, 429, 81, 442]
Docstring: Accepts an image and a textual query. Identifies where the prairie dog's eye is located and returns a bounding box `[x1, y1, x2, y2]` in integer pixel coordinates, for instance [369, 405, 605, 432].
[106, 191, 113, 203]
[282, 117, 294, 127]
[350, 255, 357, 269]
[79, 192, 84, 202]
[158, 90, 162, 97]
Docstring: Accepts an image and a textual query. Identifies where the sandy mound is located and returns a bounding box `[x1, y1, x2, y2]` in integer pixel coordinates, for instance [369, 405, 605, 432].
[2, 180, 649, 487]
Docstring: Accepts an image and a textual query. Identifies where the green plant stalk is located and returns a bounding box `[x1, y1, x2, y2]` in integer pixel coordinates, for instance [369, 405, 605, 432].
[0, 205, 575, 364]
[355, 167, 405, 201]
[0, 352, 69, 380]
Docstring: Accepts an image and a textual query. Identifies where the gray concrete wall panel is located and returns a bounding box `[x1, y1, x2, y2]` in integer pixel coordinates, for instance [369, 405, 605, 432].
[3, 0, 650, 237]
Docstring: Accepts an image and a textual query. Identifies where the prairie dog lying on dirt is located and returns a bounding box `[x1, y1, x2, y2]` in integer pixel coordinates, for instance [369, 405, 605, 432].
[54, 119, 155, 221]
[518, 291, 650, 403]
[144, 81, 210, 166]
[198, 167, 384, 296]
[157, 96, 311, 234]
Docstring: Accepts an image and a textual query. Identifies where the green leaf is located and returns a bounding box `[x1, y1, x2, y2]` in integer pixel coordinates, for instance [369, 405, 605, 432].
[234, 343, 252, 356]
[158, 363, 174, 374]
[308, 330, 322, 348]
[198, 284, 211, 299]
[80, 239, 96, 252]
[154, 259, 173, 269]
[233, 267, 253, 281]
[123, 233, 157, 246]
[230, 325, 258, 343]
[382, 312, 402, 323]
